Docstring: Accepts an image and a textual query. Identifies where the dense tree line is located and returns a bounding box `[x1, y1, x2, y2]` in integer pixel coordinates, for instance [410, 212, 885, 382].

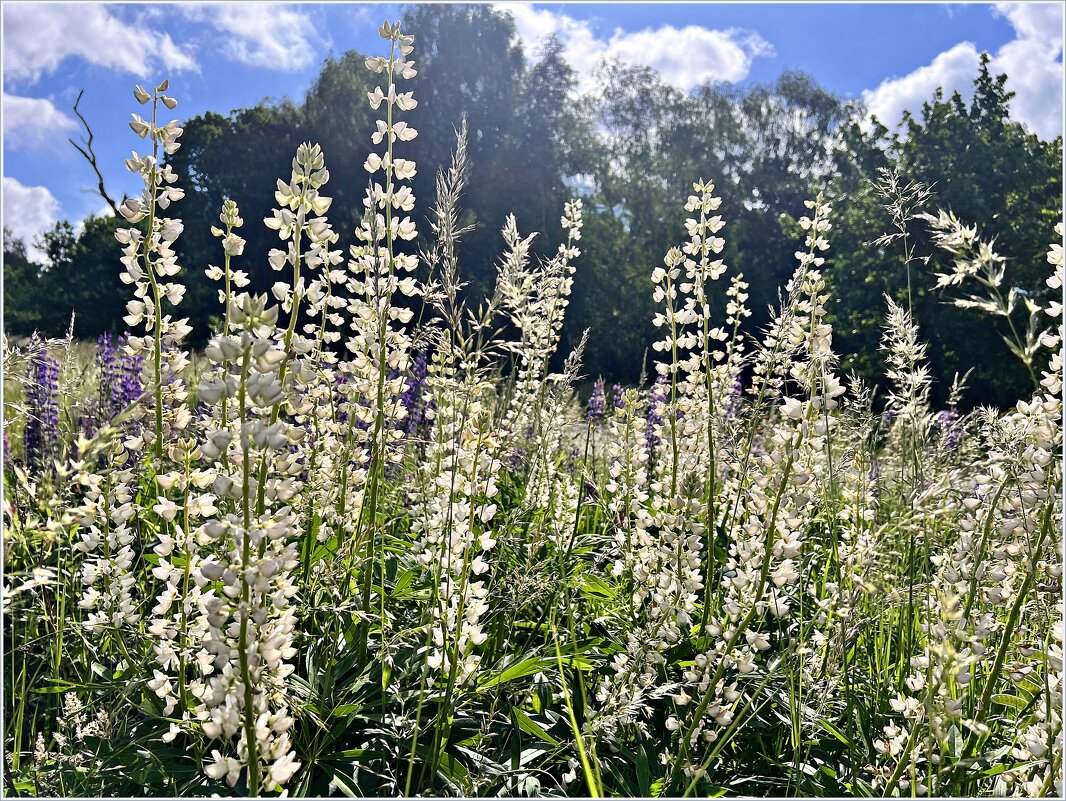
[5, 6, 1061, 407]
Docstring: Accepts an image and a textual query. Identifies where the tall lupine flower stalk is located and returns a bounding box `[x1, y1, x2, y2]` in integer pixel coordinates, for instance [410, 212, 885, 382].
[115, 79, 203, 744]
[262, 151, 346, 594]
[602, 389, 652, 599]
[662, 197, 834, 790]
[261, 142, 336, 443]
[87, 332, 145, 449]
[409, 369, 500, 684]
[595, 180, 736, 745]
[525, 340, 587, 551]
[720, 272, 751, 407]
[202, 199, 249, 443]
[258, 141, 339, 551]
[206, 200, 248, 337]
[649, 179, 727, 490]
[594, 388, 665, 738]
[340, 22, 421, 638]
[24, 344, 60, 472]
[586, 378, 606, 423]
[400, 351, 431, 438]
[500, 200, 583, 438]
[117, 80, 190, 466]
[193, 294, 302, 794]
[403, 353, 504, 790]
[745, 199, 834, 414]
[645, 374, 667, 454]
[141, 200, 246, 749]
[189, 148, 337, 793]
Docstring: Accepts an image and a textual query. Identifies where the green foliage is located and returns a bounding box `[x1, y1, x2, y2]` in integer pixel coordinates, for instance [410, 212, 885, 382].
[826, 55, 1063, 407]
[3, 215, 129, 339]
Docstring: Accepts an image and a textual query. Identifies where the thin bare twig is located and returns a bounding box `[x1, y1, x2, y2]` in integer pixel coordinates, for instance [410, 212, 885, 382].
[68, 89, 120, 216]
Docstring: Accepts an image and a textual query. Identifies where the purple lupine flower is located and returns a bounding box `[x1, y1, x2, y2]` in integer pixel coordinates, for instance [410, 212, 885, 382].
[117, 335, 144, 409]
[645, 374, 667, 452]
[946, 428, 963, 450]
[881, 409, 896, 427]
[333, 375, 350, 424]
[96, 332, 118, 426]
[508, 446, 526, 471]
[935, 409, 963, 450]
[869, 458, 883, 500]
[724, 374, 743, 420]
[24, 343, 60, 472]
[611, 383, 625, 410]
[95, 332, 144, 426]
[400, 351, 430, 437]
[587, 378, 606, 423]
[565, 447, 580, 474]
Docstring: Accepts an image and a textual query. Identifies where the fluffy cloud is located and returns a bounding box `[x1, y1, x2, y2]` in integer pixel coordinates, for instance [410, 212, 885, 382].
[2, 177, 60, 260]
[862, 43, 982, 129]
[180, 4, 321, 71]
[496, 3, 774, 92]
[3, 93, 77, 150]
[2, 3, 197, 84]
[862, 3, 1063, 139]
[992, 2, 1064, 139]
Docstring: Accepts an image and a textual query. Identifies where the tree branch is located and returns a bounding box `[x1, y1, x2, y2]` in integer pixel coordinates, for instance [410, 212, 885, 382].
[68, 89, 120, 217]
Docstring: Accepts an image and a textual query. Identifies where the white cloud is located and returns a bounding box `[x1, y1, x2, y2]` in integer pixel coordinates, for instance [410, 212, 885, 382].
[862, 42, 982, 129]
[73, 204, 115, 239]
[862, 2, 1063, 139]
[2, 177, 60, 260]
[496, 4, 774, 92]
[2, 3, 197, 85]
[2, 93, 77, 150]
[180, 3, 320, 71]
[992, 3, 1064, 139]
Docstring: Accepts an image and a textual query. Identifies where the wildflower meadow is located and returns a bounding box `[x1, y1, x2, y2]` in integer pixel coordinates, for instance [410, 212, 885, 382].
[2, 14, 1063, 800]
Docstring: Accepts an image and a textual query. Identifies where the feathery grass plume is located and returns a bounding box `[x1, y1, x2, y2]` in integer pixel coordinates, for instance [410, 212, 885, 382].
[872, 167, 934, 314]
[923, 208, 1052, 387]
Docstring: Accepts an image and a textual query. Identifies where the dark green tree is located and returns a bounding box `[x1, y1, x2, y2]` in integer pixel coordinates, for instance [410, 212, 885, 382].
[827, 55, 1063, 407]
[3, 215, 128, 338]
[3, 228, 43, 335]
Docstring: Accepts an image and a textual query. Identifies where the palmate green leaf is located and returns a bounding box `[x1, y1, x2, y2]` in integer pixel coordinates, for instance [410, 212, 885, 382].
[512, 707, 562, 746]
[479, 653, 594, 689]
[389, 566, 419, 598]
[990, 693, 1029, 711]
[816, 718, 851, 745]
[578, 572, 617, 599]
[308, 536, 341, 566]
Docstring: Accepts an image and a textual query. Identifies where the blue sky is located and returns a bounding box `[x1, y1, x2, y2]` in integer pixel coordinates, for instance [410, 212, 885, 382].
[3, 2, 1063, 259]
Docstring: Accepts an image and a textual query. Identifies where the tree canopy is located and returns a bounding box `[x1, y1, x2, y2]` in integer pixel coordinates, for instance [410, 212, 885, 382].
[5, 8, 1061, 409]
